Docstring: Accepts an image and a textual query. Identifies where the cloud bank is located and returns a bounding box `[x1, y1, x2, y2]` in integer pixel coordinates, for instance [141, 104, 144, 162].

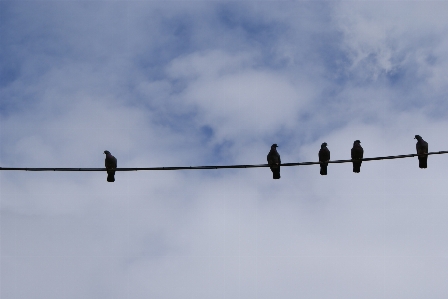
[1, 1, 448, 298]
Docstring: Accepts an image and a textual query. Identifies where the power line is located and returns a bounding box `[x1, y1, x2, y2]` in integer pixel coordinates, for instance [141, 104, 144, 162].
[0, 151, 447, 171]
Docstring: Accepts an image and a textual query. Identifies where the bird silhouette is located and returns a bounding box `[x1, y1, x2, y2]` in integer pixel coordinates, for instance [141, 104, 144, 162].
[318, 142, 330, 175]
[104, 150, 117, 182]
[267, 144, 281, 179]
[415, 135, 428, 169]
[351, 140, 363, 173]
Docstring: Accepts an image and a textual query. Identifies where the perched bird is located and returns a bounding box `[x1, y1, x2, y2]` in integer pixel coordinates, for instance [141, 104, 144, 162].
[318, 142, 330, 175]
[415, 135, 428, 169]
[267, 144, 281, 179]
[104, 150, 117, 182]
[351, 140, 363, 173]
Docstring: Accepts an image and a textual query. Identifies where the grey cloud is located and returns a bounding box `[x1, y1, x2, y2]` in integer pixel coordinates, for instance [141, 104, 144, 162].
[2, 1, 448, 299]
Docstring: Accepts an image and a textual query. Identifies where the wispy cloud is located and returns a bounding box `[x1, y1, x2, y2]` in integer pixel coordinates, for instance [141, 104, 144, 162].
[2, 1, 448, 298]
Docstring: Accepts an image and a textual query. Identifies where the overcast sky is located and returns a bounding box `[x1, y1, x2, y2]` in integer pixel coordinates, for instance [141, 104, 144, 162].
[1, 1, 448, 298]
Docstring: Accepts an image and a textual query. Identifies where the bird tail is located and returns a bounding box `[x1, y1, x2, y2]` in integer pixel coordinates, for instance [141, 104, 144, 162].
[107, 171, 115, 182]
[273, 169, 281, 179]
[418, 156, 427, 169]
[320, 165, 327, 175]
[353, 161, 361, 173]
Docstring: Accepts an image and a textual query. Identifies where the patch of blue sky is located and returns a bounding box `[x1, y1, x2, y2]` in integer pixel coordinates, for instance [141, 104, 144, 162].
[0, 7, 75, 110]
[216, 4, 287, 44]
[262, 129, 298, 154]
[135, 21, 195, 76]
[0, 63, 20, 89]
[199, 125, 214, 141]
[209, 139, 235, 164]
[315, 35, 352, 85]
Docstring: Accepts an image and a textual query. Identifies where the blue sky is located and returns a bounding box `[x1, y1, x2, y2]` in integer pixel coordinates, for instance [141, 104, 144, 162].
[2, 1, 448, 298]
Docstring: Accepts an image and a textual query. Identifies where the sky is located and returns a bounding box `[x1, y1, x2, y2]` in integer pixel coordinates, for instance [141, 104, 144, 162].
[1, 1, 448, 298]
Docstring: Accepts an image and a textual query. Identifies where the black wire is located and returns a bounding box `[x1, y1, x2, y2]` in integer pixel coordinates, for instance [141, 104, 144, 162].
[0, 151, 446, 172]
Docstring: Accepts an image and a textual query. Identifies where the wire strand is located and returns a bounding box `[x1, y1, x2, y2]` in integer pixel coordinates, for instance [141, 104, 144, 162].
[0, 151, 446, 171]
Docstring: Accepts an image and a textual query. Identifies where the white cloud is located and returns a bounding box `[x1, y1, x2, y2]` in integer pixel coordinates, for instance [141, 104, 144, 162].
[2, 2, 448, 298]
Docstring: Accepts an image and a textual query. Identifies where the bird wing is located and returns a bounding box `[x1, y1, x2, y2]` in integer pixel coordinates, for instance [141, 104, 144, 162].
[319, 148, 330, 161]
[267, 152, 280, 165]
[416, 140, 428, 155]
[105, 155, 117, 169]
[351, 146, 363, 159]
[422, 141, 428, 154]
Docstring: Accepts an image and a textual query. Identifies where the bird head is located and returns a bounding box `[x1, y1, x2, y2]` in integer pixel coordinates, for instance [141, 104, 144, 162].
[321, 142, 327, 148]
[414, 135, 422, 140]
[354, 140, 361, 145]
[271, 144, 278, 150]
[104, 150, 111, 155]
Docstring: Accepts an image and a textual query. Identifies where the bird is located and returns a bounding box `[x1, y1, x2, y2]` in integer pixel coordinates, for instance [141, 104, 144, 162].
[318, 142, 330, 175]
[415, 135, 428, 169]
[104, 150, 117, 182]
[351, 140, 363, 173]
[267, 144, 281, 179]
